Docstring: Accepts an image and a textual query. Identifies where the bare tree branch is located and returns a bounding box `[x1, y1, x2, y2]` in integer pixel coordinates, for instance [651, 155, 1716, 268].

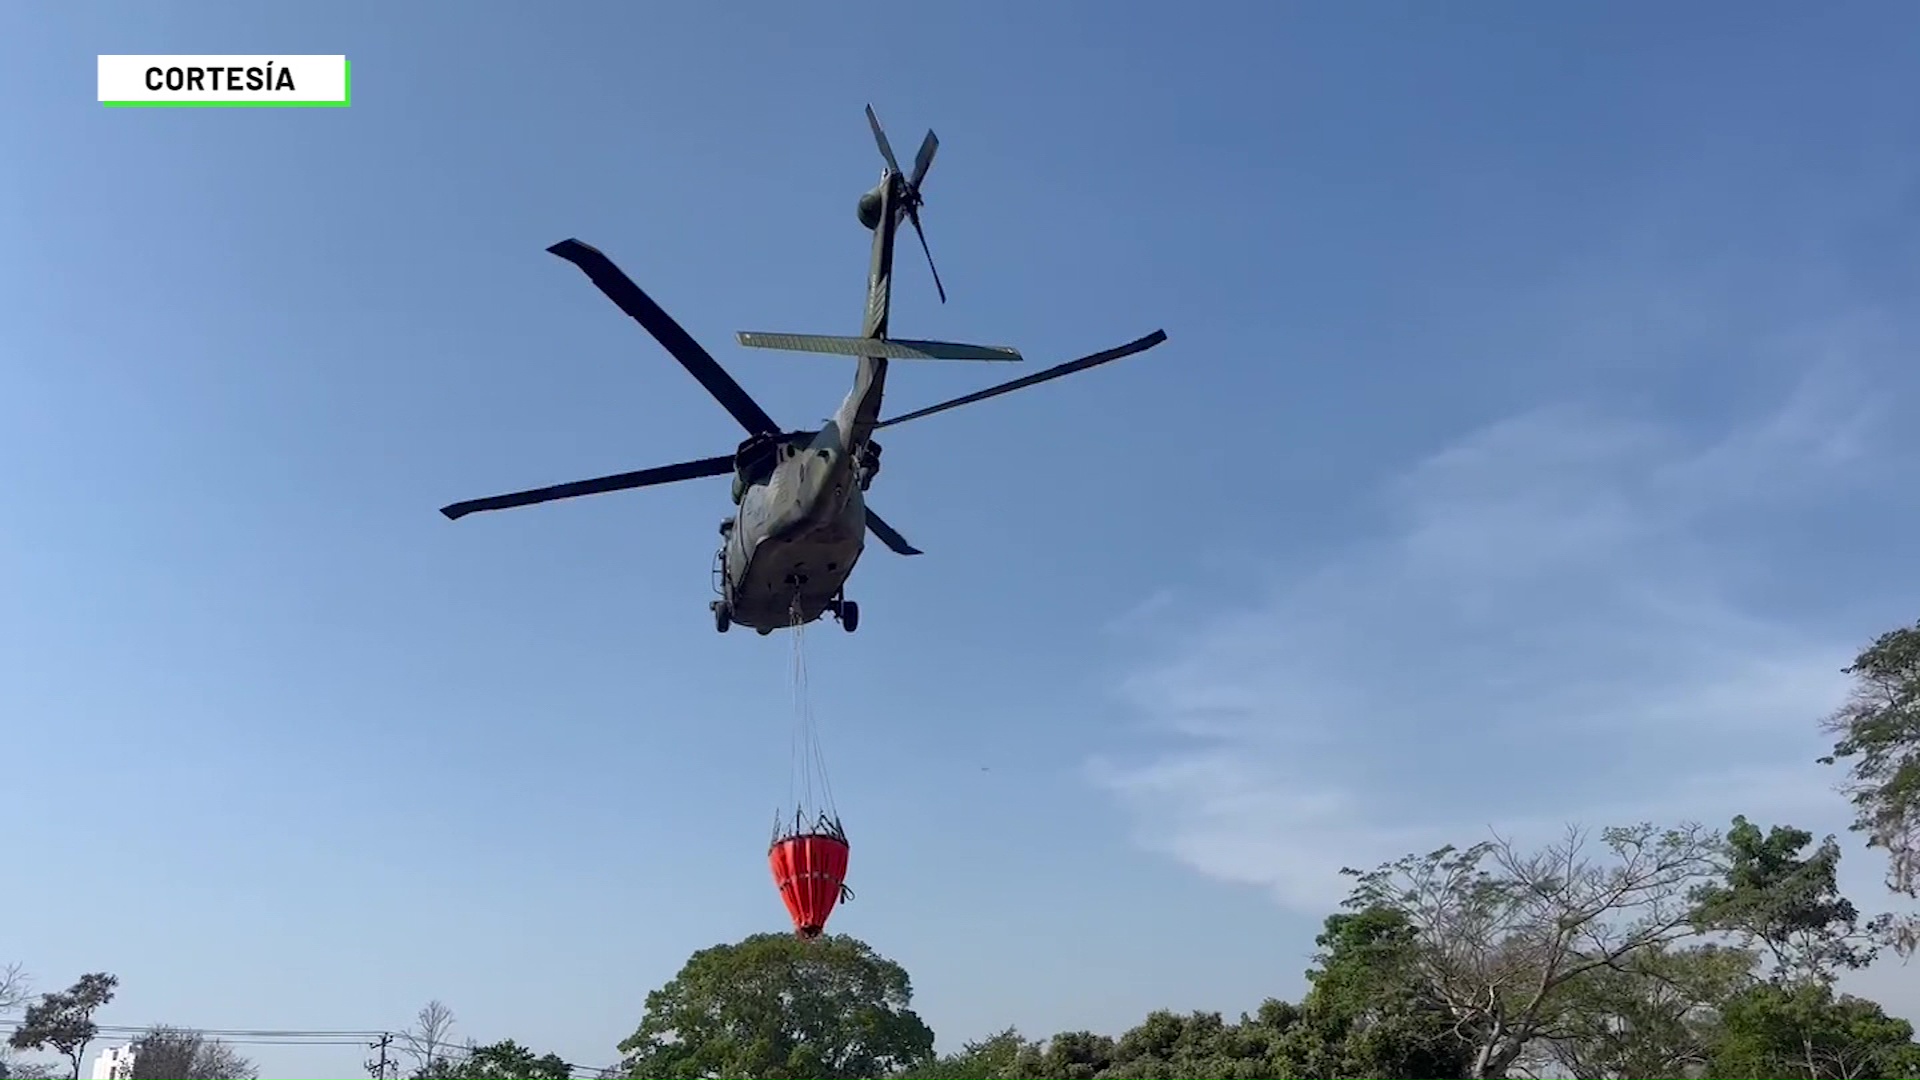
[0, 965, 29, 1017]
[398, 1001, 457, 1080]
[1341, 822, 1727, 1078]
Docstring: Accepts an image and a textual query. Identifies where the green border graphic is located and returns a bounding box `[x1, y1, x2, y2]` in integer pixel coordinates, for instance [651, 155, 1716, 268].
[102, 59, 352, 108]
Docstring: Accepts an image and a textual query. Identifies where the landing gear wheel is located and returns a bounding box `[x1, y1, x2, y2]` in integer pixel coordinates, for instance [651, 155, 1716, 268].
[712, 601, 731, 633]
[838, 600, 859, 633]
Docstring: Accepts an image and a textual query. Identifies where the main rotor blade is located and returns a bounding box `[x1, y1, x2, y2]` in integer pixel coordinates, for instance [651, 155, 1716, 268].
[909, 130, 938, 190]
[865, 104, 904, 178]
[875, 329, 1169, 430]
[547, 239, 781, 436]
[440, 455, 734, 521]
[865, 507, 922, 556]
[907, 208, 946, 304]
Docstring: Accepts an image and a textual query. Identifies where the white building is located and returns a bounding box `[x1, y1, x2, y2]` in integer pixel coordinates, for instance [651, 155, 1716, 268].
[89, 1044, 136, 1080]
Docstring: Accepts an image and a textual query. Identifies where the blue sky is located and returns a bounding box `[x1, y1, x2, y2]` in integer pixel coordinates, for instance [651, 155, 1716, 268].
[4, 2, 1919, 1077]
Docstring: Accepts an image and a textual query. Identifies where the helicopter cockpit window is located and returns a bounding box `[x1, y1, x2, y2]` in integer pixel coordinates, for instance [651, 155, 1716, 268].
[735, 438, 779, 485]
[739, 450, 775, 484]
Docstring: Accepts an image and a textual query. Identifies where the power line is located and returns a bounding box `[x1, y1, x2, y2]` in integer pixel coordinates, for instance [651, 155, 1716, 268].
[112, 1027, 383, 1038]
[2, 1020, 623, 1078]
[0, 1020, 385, 1040]
[114, 1038, 375, 1048]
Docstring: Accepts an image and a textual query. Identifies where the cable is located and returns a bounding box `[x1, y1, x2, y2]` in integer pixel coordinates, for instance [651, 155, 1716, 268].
[785, 601, 838, 827]
[1, 1021, 385, 1040]
[1, 1021, 625, 1076]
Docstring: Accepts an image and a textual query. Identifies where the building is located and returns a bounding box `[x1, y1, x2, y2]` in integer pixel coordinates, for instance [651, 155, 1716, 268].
[89, 1044, 136, 1080]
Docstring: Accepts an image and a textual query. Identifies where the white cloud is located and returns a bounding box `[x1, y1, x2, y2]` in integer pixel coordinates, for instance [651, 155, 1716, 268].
[1090, 332, 1900, 914]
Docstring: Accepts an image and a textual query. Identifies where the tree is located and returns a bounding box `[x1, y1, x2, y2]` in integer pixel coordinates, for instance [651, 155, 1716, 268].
[618, 932, 935, 1079]
[1709, 981, 1920, 1079]
[1102, 1007, 1296, 1079]
[5, 973, 117, 1080]
[0, 963, 32, 1078]
[1284, 907, 1471, 1078]
[1693, 815, 1888, 984]
[1002, 1030, 1116, 1079]
[1526, 942, 1755, 1079]
[1820, 618, 1920, 954]
[894, 1027, 1038, 1079]
[400, 1001, 459, 1080]
[1337, 823, 1724, 1079]
[128, 1026, 257, 1080]
[0, 965, 28, 1016]
[460, 1040, 572, 1080]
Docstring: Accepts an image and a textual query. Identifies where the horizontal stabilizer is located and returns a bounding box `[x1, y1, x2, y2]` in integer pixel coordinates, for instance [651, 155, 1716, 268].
[736, 332, 1022, 363]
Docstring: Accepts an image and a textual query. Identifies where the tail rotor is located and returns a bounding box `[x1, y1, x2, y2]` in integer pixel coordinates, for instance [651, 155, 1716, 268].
[865, 104, 945, 304]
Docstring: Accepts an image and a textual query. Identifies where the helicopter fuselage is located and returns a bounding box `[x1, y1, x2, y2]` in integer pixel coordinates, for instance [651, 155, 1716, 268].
[717, 426, 870, 632]
[712, 170, 904, 634]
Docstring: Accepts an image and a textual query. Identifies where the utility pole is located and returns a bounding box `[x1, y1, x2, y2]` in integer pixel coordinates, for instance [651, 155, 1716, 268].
[365, 1032, 395, 1079]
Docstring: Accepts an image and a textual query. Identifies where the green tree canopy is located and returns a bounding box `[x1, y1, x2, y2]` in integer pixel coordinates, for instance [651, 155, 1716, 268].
[894, 1027, 1038, 1080]
[1710, 982, 1920, 1079]
[1693, 815, 1887, 983]
[888, 920, 1464, 1080]
[1529, 941, 1756, 1079]
[1284, 906, 1471, 1079]
[458, 1039, 572, 1080]
[1821, 618, 1920, 954]
[617, 932, 934, 1079]
[5, 973, 117, 1080]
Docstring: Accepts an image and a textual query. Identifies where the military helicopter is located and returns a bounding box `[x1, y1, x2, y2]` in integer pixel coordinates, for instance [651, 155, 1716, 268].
[440, 106, 1168, 635]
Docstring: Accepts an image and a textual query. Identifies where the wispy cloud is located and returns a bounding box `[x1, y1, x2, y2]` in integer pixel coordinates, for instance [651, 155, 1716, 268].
[1089, 325, 1909, 916]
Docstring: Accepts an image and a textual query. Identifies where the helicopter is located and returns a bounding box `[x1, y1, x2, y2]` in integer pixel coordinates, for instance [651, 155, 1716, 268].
[440, 105, 1168, 635]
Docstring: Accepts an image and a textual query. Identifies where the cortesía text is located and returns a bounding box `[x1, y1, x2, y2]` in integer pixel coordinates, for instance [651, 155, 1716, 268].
[144, 63, 296, 92]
